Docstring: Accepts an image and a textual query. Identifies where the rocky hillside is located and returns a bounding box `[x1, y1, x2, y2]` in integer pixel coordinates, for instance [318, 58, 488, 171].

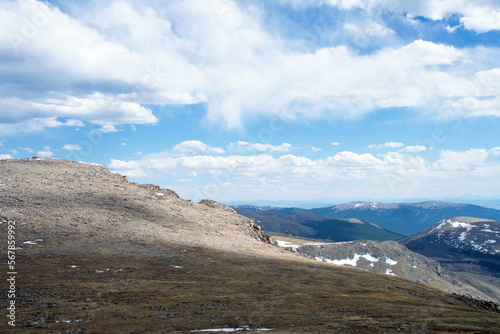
[0, 158, 270, 255]
[297, 240, 493, 300]
[401, 216, 500, 304]
[1, 158, 500, 333]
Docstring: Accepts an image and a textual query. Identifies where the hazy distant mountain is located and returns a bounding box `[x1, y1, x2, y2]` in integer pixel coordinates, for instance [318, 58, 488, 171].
[237, 201, 500, 236]
[234, 208, 404, 242]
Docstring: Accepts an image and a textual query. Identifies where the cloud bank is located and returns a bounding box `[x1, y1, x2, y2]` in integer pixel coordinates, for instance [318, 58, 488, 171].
[1, 0, 500, 134]
[109, 140, 500, 202]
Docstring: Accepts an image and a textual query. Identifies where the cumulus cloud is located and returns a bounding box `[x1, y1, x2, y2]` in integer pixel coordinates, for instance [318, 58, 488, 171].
[328, 0, 500, 32]
[37, 146, 53, 158]
[0, 154, 13, 160]
[311, 146, 322, 152]
[433, 148, 499, 171]
[399, 145, 427, 153]
[343, 19, 395, 48]
[62, 144, 82, 151]
[0, 0, 498, 136]
[369, 142, 405, 149]
[108, 144, 500, 201]
[235, 141, 292, 153]
[19, 147, 34, 154]
[99, 125, 120, 133]
[172, 140, 225, 154]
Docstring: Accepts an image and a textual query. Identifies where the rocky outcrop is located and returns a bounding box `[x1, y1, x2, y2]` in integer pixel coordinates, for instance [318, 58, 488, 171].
[453, 293, 500, 313]
[137, 183, 180, 198]
[199, 199, 236, 214]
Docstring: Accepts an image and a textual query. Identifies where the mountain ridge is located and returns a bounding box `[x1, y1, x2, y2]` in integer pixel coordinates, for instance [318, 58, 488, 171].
[234, 207, 404, 242]
[235, 200, 500, 236]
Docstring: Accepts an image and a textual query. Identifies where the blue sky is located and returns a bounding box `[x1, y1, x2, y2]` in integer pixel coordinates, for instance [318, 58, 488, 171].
[1, 0, 500, 205]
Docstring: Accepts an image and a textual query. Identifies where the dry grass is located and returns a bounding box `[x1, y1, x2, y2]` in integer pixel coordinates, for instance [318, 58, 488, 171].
[3, 242, 500, 334]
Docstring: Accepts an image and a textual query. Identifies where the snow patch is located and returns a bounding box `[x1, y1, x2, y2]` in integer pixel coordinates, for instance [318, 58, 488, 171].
[482, 229, 499, 233]
[191, 327, 272, 333]
[385, 258, 398, 266]
[275, 240, 300, 250]
[458, 231, 468, 242]
[450, 221, 476, 229]
[316, 253, 379, 267]
[385, 269, 396, 276]
[430, 220, 448, 233]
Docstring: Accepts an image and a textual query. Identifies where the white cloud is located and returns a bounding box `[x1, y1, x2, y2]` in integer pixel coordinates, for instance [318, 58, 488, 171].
[0, 0, 499, 136]
[344, 20, 395, 39]
[0, 154, 13, 160]
[328, 0, 500, 32]
[62, 144, 82, 151]
[41, 117, 85, 128]
[331, 142, 342, 147]
[108, 159, 145, 177]
[399, 145, 427, 153]
[172, 140, 225, 154]
[235, 141, 292, 153]
[369, 142, 405, 149]
[108, 145, 500, 201]
[311, 146, 322, 152]
[99, 125, 120, 133]
[450, 96, 500, 118]
[459, 6, 500, 33]
[433, 148, 493, 171]
[474, 68, 500, 97]
[37, 146, 53, 158]
[19, 147, 34, 154]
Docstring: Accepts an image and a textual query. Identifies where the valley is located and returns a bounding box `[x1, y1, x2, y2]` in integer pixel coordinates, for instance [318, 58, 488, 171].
[235, 205, 500, 304]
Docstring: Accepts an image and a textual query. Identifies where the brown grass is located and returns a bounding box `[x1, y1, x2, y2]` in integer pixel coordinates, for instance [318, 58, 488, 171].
[3, 243, 500, 334]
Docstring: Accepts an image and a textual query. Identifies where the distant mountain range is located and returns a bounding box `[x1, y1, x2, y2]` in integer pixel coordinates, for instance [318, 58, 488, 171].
[234, 208, 404, 242]
[235, 200, 500, 236]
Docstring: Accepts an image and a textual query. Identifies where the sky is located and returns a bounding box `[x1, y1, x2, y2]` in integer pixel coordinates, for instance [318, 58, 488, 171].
[1, 0, 500, 206]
